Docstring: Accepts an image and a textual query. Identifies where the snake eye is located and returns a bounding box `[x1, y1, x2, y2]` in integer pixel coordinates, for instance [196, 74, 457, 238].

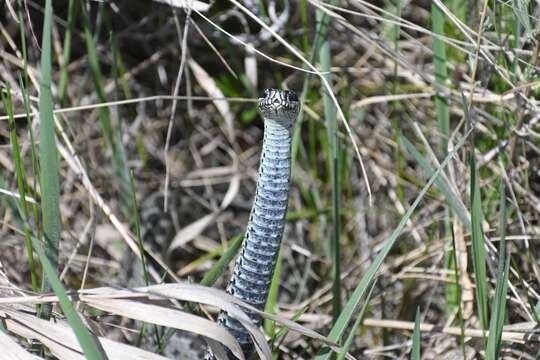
[287, 91, 298, 102]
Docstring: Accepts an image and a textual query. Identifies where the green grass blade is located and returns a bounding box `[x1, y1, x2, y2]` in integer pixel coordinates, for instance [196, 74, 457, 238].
[512, 0, 532, 39]
[289, 8, 334, 270]
[336, 282, 376, 360]
[386, 0, 405, 208]
[316, 0, 341, 322]
[17, 72, 39, 176]
[411, 307, 421, 360]
[129, 170, 150, 286]
[2, 85, 38, 292]
[58, 0, 78, 103]
[177, 236, 244, 278]
[496, 176, 507, 270]
[450, 227, 467, 355]
[16, 0, 30, 88]
[531, 299, 540, 326]
[200, 234, 243, 287]
[300, 0, 309, 53]
[315, 126, 474, 360]
[79, 1, 130, 210]
[18, 74, 41, 243]
[271, 307, 307, 355]
[469, 139, 489, 331]
[39, 0, 61, 300]
[399, 134, 470, 229]
[128, 170, 164, 351]
[485, 257, 510, 359]
[291, 0, 340, 169]
[31, 232, 107, 360]
[486, 180, 509, 359]
[431, 1, 450, 158]
[7, 66, 107, 356]
[265, 248, 283, 336]
[110, 32, 132, 99]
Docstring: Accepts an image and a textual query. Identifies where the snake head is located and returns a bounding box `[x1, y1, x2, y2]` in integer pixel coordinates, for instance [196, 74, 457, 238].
[258, 88, 300, 123]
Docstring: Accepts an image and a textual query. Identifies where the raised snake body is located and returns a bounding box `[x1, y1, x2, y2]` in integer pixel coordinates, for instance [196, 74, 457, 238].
[208, 89, 299, 358]
[123, 89, 299, 359]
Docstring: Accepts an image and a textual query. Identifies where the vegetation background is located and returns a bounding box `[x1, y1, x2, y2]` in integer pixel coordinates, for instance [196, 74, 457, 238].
[0, 0, 539, 358]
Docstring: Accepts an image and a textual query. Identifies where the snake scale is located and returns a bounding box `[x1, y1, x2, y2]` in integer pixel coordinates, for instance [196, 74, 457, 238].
[124, 89, 299, 359]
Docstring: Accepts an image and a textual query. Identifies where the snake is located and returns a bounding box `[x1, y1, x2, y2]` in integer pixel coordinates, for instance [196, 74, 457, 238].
[206, 88, 300, 359]
[122, 89, 299, 359]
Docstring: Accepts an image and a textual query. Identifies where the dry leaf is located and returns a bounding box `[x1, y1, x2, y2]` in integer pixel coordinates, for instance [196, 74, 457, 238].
[0, 330, 41, 360]
[188, 59, 235, 141]
[221, 174, 241, 209]
[82, 298, 245, 360]
[1, 307, 169, 360]
[168, 212, 218, 252]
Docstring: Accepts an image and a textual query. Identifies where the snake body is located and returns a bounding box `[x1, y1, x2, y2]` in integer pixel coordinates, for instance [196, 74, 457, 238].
[207, 89, 299, 358]
[123, 89, 299, 359]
